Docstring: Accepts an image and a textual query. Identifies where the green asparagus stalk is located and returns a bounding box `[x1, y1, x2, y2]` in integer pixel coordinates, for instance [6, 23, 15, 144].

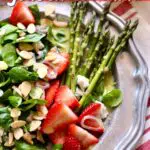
[107, 20, 138, 68]
[65, 2, 81, 87]
[76, 11, 96, 68]
[71, 2, 87, 93]
[79, 20, 138, 108]
[81, 30, 109, 76]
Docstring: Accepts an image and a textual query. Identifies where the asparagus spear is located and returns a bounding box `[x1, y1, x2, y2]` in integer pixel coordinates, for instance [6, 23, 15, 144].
[89, 33, 114, 82]
[65, 2, 81, 87]
[81, 30, 110, 76]
[71, 2, 87, 93]
[107, 20, 138, 68]
[79, 20, 138, 108]
[76, 11, 96, 68]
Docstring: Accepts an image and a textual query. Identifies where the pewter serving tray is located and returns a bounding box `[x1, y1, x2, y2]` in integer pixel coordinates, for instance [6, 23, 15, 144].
[0, 2, 149, 150]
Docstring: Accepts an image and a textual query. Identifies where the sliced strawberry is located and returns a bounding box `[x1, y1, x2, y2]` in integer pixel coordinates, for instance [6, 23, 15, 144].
[68, 124, 98, 148]
[41, 103, 78, 134]
[78, 103, 101, 122]
[78, 103, 104, 133]
[55, 85, 80, 109]
[45, 80, 60, 107]
[10, 1, 35, 26]
[63, 135, 81, 150]
[49, 128, 67, 144]
[80, 115, 104, 133]
[45, 52, 69, 80]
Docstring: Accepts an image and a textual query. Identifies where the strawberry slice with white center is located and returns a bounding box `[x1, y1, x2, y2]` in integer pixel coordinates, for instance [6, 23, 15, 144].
[45, 80, 60, 107]
[49, 128, 67, 144]
[44, 51, 69, 80]
[63, 135, 81, 150]
[78, 103, 104, 133]
[41, 103, 78, 134]
[55, 85, 80, 109]
[68, 124, 98, 148]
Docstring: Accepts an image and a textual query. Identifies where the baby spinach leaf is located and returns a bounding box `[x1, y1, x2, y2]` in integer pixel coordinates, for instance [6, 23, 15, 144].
[14, 34, 45, 43]
[102, 89, 122, 108]
[0, 107, 12, 130]
[53, 28, 68, 43]
[0, 71, 10, 88]
[52, 144, 63, 150]
[21, 99, 46, 111]
[8, 66, 38, 83]
[3, 33, 18, 44]
[2, 43, 17, 67]
[29, 5, 41, 24]
[0, 24, 17, 36]
[8, 96, 22, 107]
[0, 21, 8, 27]
[15, 140, 46, 150]
[47, 26, 70, 51]
[0, 89, 13, 104]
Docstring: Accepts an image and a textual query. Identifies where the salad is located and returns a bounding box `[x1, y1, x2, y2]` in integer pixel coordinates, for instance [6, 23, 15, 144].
[0, 1, 138, 150]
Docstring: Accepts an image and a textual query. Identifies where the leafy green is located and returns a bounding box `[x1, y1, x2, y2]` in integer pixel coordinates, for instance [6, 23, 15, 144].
[15, 141, 46, 150]
[0, 21, 8, 27]
[8, 66, 38, 83]
[29, 5, 41, 24]
[0, 89, 13, 103]
[0, 24, 17, 36]
[0, 107, 12, 130]
[52, 28, 69, 43]
[103, 71, 115, 94]
[102, 89, 122, 108]
[0, 71, 10, 88]
[8, 96, 22, 107]
[14, 34, 45, 43]
[47, 26, 70, 50]
[3, 33, 18, 44]
[1, 43, 17, 67]
[52, 144, 63, 150]
[21, 99, 46, 111]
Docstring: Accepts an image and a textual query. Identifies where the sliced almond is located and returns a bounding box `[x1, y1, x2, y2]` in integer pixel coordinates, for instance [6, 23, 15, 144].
[19, 51, 33, 60]
[37, 130, 45, 143]
[33, 112, 45, 121]
[37, 105, 48, 116]
[44, 4, 56, 16]
[12, 86, 22, 96]
[40, 18, 53, 26]
[14, 128, 24, 140]
[27, 23, 36, 34]
[11, 120, 26, 129]
[16, 37, 25, 42]
[17, 23, 26, 30]
[0, 61, 8, 71]
[29, 120, 41, 132]
[23, 133, 33, 144]
[19, 81, 32, 97]
[37, 66, 48, 79]
[27, 113, 33, 122]
[19, 31, 26, 37]
[45, 54, 56, 61]
[23, 57, 35, 67]
[52, 59, 60, 65]
[10, 108, 21, 118]
[53, 20, 68, 27]
[4, 132, 14, 147]
[19, 43, 34, 51]
[33, 41, 44, 52]
[0, 128, 4, 136]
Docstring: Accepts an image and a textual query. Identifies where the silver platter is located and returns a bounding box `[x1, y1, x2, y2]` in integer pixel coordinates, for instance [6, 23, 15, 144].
[0, 2, 149, 150]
